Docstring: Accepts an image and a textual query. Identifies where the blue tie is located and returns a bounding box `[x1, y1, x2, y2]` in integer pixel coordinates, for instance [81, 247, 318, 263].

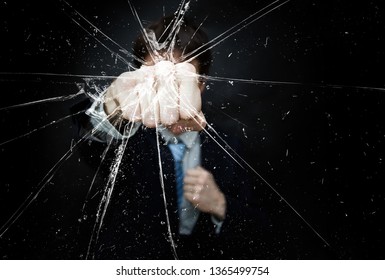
[168, 143, 186, 208]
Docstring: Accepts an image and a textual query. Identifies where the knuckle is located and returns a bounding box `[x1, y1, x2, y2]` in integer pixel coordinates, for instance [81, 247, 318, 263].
[197, 178, 205, 185]
[202, 172, 209, 180]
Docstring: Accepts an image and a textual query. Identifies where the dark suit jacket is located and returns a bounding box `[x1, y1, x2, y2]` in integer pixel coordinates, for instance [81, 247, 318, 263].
[72, 99, 268, 260]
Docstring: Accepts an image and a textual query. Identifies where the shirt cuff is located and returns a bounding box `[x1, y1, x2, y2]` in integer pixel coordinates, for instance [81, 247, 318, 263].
[86, 99, 140, 140]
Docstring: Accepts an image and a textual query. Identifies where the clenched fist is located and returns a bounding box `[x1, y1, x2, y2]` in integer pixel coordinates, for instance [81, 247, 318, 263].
[104, 61, 206, 132]
[183, 166, 226, 220]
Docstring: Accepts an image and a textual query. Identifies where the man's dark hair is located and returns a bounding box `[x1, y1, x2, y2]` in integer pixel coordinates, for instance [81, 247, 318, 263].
[132, 15, 212, 75]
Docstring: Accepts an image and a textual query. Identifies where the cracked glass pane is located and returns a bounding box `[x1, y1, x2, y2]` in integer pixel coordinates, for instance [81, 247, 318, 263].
[0, 0, 384, 259]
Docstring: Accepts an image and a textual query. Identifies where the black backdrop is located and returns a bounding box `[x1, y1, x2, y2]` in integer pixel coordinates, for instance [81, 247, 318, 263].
[0, 0, 384, 259]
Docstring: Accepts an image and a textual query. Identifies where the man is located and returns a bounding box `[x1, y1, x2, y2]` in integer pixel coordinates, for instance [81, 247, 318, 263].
[77, 15, 265, 259]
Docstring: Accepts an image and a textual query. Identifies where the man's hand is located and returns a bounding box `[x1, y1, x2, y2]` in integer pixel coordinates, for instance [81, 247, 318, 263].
[183, 166, 226, 220]
[104, 61, 206, 132]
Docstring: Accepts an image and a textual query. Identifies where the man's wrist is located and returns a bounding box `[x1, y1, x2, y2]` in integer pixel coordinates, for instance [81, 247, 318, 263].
[103, 87, 119, 116]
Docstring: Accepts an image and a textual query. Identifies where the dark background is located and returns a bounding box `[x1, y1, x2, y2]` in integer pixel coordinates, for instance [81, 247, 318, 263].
[0, 0, 384, 259]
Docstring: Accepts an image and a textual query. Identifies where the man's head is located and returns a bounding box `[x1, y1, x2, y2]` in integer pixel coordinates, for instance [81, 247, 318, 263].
[132, 15, 212, 76]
